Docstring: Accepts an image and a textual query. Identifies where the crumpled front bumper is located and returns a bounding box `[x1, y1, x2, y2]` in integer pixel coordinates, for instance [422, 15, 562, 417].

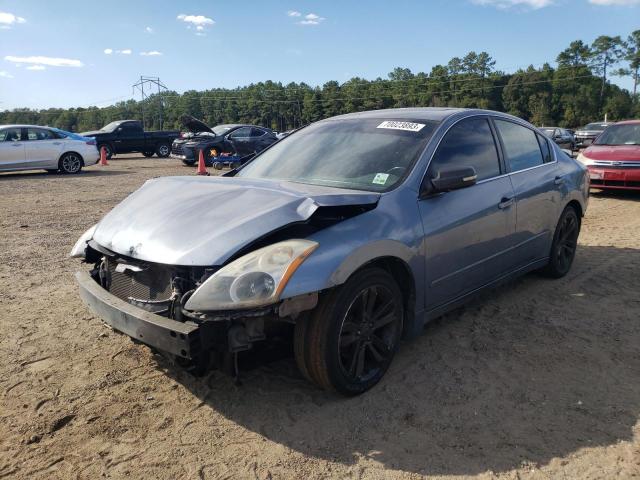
[75, 271, 201, 359]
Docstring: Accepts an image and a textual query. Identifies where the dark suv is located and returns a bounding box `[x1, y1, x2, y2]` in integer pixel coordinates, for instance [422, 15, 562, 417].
[171, 116, 278, 166]
[539, 127, 575, 151]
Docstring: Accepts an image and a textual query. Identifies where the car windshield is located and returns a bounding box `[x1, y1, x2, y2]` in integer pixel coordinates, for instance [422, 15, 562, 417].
[594, 124, 640, 146]
[584, 123, 608, 131]
[52, 128, 86, 140]
[213, 125, 233, 135]
[237, 118, 439, 192]
[101, 121, 122, 132]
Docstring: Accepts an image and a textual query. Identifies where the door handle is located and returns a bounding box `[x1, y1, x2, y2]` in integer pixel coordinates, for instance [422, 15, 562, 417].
[11, 143, 22, 147]
[52, 141, 62, 145]
[554, 175, 565, 185]
[498, 197, 514, 209]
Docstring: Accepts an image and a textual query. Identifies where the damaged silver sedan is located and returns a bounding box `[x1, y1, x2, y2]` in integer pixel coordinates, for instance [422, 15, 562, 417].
[72, 108, 589, 395]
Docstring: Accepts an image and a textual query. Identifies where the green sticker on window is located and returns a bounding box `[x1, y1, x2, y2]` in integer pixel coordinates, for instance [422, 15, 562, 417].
[372, 173, 389, 185]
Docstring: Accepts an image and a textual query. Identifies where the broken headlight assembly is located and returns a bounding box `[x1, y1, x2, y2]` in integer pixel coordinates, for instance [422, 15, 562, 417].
[69, 224, 97, 258]
[185, 239, 318, 311]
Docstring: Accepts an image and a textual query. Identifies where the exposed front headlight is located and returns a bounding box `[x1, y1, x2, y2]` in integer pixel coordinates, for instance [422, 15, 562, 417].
[69, 224, 97, 258]
[185, 239, 319, 311]
[576, 153, 595, 166]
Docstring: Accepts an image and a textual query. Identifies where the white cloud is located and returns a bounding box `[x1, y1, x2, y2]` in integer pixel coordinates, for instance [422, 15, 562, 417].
[287, 10, 301, 17]
[471, 0, 554, 8]
[299, 13, 326, 25]
[177, 14, 215, 28]
[145, 26, 154, 33]
[4, 55, 83, 68]
[140, 51, 163, 56]
[196, 25, 205, 31]
[104, 48, 132, 55]
[0, 70, 13, 78]
[0, 11, 26, 28]
[589, 0, 640, 4]
[26, 65, 46, 71]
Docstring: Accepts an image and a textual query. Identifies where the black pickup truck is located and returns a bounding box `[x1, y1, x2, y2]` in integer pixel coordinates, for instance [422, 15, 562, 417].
[81, 120, 180, 159]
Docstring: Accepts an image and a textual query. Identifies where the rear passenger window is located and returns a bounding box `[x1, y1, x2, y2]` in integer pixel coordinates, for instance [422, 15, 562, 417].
[429, 117, 501, 182]
[537, 134, 553, 163]
[250, 127, 266, 137]
[494, 120, 544, 172]
[26, 128, 56, 141]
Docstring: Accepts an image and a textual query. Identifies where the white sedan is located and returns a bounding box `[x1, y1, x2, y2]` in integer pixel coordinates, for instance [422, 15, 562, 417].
[0, 125, 99, 174]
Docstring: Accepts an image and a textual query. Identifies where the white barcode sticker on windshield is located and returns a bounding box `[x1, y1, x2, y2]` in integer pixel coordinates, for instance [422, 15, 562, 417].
[377, 121, 425, 132]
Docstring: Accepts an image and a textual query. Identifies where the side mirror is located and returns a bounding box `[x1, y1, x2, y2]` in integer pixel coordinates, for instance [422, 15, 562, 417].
[428, 167, 477, 194]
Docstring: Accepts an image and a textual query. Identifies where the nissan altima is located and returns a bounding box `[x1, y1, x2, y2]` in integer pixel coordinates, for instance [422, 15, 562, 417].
[72, 108, 589, 395]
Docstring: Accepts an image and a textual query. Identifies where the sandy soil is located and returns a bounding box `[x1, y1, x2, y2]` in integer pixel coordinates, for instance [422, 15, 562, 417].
[1, 156, 639, 480]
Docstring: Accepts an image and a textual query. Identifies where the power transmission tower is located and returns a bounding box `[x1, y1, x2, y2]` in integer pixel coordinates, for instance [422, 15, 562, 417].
[132, 76, 169, 129]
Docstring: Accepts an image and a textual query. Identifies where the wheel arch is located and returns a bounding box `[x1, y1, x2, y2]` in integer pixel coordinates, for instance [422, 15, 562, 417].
[58, 150, 85, 166]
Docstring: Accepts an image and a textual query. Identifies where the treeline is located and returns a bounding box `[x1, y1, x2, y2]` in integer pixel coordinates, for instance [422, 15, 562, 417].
[1, 32, 638, 132]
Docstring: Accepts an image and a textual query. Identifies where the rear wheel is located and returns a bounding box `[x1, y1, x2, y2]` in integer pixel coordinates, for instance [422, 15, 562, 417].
[294, 267, 403, 395]
[182, 159, 196, 167]
[541, 205, 580, 278]
[59, 153, 83, 174]
[155, 143, 170, 158]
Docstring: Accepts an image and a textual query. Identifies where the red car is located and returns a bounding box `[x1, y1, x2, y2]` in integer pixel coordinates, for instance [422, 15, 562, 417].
[578, 120, 640, 191]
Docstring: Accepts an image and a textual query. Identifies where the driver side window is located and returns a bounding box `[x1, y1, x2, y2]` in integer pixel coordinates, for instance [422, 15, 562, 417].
[428, 117, 501, 182]
[230, 127, 252, 139]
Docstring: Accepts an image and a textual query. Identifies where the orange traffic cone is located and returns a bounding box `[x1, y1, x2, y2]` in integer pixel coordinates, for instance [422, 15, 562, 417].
[196, 149, 209, 176]
[99, 146, 109, 166]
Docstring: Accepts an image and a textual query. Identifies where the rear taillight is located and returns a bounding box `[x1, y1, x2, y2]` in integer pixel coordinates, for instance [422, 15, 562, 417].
[86, 139, 96, 146]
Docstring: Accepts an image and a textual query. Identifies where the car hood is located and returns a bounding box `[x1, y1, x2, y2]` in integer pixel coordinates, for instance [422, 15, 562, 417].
[92, 176, 380, 266]
[80, 130, 105, 137]
[180, 115, 214, 134]
[583, 144, 640, 162]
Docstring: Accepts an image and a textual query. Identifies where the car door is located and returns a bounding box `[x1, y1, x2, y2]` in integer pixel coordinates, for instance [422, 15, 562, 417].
[24, 127, 65, 168]
[0, 127, 26, 169]
[493, 118, 562, 267]
[114, 124, 143, 153]
[418, 116, 517, 309]
[249, 127, 275, 153]
[227, 127, 253, 155]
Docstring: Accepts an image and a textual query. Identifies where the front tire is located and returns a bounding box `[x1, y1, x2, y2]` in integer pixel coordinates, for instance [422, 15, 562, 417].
[155, 143, 170, 158]
[59, 153, 83, 174]
[294, 267, 404, 395]
[541, 205, 581, 278]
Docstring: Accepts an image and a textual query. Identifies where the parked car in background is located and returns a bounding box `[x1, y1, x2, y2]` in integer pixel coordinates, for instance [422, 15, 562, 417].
[171, 115, 278, 166]
[574, 122, 613, 149]
[539, 127, 575, 151]
[72, 108, 588, 395]
[80, 120, 179, 159]
[0, 125, 99, 174]
[577, 120, 640, 190]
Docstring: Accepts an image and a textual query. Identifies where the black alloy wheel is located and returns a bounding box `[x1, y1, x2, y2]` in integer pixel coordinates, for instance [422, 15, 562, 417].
[542, 206, 580, 278]
[294, 267, 403, 395]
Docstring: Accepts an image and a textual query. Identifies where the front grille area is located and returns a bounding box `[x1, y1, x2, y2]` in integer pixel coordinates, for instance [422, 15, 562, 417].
[106, 258, 174, 303]
[171, 143, 184, 156]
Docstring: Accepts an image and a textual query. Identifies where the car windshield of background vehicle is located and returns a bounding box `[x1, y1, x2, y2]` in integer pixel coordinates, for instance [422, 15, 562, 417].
[594, 124, 640, 146]
[238, 118, 439, 192]
[541, 128, 555, 136]
[584, 123, 607, 131]
[52, 128, 85, 141]
[213, 126, 233, 135]
[101, 121, 122, 132]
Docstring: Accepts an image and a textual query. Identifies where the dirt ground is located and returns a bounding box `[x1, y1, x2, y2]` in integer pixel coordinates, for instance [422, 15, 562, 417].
[1, 156, 639, 480]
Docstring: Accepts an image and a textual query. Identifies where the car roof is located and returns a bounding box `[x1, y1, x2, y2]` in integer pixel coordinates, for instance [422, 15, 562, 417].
[614, 119, 640, 125]
[0, 124, 53, 129]
[324, 107, 532, 125]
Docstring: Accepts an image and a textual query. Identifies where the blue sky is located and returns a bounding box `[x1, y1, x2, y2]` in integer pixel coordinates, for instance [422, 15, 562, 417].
[0, 0, 638, 110]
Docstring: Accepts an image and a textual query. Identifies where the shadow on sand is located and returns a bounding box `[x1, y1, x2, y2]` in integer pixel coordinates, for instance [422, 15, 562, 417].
[155, 244, 640, 476]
